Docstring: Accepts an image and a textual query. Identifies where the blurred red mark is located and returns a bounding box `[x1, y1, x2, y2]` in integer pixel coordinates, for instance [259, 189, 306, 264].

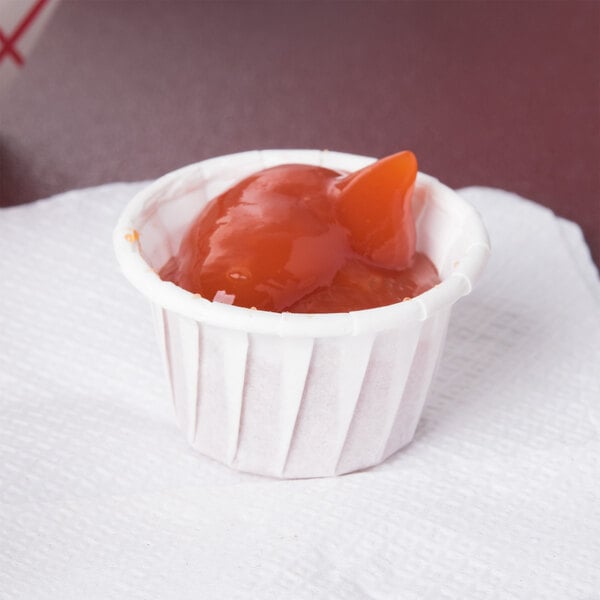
[0, 0, 49, 66]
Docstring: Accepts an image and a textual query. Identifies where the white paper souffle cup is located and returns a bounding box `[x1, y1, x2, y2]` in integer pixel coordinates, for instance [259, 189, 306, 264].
[113, 150, 490, 478]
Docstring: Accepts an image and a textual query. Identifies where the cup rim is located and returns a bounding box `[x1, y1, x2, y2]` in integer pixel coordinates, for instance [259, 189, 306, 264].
[113, 149, 490, 337]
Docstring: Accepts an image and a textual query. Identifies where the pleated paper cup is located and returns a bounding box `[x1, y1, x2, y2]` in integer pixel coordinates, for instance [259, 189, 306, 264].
[113, 150, 490, 478]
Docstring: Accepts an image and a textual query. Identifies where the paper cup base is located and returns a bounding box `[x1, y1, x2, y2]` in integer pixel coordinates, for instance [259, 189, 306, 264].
[154, 305, 450, 478]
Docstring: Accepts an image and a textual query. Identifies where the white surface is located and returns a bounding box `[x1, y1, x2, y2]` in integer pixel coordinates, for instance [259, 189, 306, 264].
[113, 151, 490, 477]
[1, 183, 599, 598]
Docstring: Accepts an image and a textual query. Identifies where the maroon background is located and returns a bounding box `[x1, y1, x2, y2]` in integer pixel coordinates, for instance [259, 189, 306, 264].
[1, 1, 599, 265]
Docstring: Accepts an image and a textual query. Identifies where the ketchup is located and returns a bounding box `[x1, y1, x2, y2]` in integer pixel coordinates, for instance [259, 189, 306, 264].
[160, 152, 440, 313]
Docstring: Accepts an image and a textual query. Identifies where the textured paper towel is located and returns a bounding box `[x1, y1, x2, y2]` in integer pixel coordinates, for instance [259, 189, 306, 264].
[0, 183, 599, 599]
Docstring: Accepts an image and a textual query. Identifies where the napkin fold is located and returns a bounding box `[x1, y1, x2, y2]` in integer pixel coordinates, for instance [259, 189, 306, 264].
[0, 183, 598, 599]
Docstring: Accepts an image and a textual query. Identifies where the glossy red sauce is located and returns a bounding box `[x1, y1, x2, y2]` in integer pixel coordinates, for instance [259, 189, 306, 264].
[159, 151, 440, 313]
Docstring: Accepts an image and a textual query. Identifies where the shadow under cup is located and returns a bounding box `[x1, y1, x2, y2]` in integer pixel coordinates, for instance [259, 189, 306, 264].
[114, 150, 490, 478]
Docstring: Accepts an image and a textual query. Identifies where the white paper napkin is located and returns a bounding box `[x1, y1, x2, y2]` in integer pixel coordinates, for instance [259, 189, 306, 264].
[1, 183, 599, 599]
